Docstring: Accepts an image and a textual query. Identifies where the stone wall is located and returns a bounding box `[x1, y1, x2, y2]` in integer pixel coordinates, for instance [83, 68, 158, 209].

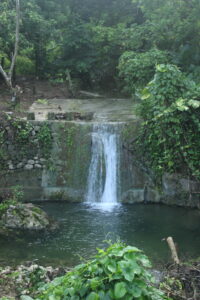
[0, 119, 92, 202]
[0, 116, 200, 208]
[120, 122, 200, 209]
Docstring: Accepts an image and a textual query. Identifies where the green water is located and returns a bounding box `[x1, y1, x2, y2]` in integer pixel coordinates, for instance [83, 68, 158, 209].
[0, 203, 200, 266]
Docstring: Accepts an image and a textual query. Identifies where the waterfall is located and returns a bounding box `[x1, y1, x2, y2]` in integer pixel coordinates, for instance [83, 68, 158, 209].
[85, 123, 121, 208]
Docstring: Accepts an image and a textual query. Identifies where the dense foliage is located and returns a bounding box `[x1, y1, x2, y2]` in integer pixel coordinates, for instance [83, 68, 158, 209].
[134, 64, 200, 181]
[118, 49, 169, 94]
[0, 0, 200, 90]
[34, 242, 170, 300]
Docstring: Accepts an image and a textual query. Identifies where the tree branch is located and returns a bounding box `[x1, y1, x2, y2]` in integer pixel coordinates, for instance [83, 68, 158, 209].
[166, 237, 180, 264]
[0, 65, 11, 87]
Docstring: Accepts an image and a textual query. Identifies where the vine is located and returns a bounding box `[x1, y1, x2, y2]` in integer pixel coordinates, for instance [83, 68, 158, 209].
[132, 64, 200, 183]
[37, 123, 53, 159]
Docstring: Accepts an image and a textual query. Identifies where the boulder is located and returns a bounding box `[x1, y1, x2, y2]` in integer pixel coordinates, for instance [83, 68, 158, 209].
[0, 203, 58, 235]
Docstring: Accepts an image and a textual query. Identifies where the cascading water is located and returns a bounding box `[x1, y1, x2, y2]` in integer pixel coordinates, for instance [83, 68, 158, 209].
[85, 123, 121, 209]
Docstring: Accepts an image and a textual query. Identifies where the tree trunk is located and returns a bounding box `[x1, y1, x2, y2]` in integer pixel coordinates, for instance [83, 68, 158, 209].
[0, 0, 20, 101]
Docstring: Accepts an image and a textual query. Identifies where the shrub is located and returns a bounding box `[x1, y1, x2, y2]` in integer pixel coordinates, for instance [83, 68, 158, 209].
[118, 48, 169, 95]
[0, 185, 23, 216]
[10, 185, 24, 202]
[16, 56, 35, 76]
[36, 242, 170, 300]
[134, 64, 200, 181]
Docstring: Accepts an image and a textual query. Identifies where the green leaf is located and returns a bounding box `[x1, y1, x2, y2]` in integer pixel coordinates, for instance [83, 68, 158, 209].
[139, 255, 152, 268]
[124, 246, 141, 253]
[90, 277, 100, 289]
[20, 296, 34, 300]
[123, 295, 133, 300]
[79, 286, 88, 297]
[98, 290, 105, 299]
[107, 260, 117, 273]
[141, 88, 150, 100]
[71, 296, 80, 300]
[114, 282, 127, 299]
[68, 287, 75, 296]
[156, 64, 167, 72]
[168, 161, 174, 167]
[86, 292, 99, 300]
[129, 285, 142, 298]
[49, 296, 57, 300]
[118, 260, 141, 281]
[175, 98, 189, 111]
[188, 99, 200, 108]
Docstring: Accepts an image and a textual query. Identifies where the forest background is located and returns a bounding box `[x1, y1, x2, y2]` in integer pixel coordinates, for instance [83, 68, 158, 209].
[1, 0, 200, 92]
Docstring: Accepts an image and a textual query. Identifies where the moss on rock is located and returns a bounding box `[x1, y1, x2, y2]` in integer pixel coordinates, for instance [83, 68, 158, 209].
[0, 203, 58, 237]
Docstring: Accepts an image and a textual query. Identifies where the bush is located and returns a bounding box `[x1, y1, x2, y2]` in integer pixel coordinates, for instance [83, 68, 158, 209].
[118, 48, 169, 95]
[36, 242, 170, 300]
[134, 64, 200, 181]
[10, 185, 24, 202]
[0, 185, 23, 216]
[16, 56, 35, 76]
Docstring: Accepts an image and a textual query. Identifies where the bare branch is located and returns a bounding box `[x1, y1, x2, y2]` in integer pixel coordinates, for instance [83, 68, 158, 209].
[0, 65, 8, 82]
[0, 65, 12, 88]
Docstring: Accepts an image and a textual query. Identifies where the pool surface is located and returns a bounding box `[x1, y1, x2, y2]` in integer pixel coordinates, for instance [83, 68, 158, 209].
[0, 203, 200, 266]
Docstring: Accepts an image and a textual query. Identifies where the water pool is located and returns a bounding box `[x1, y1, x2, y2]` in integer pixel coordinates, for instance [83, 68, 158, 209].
[0, 203, 200, 266]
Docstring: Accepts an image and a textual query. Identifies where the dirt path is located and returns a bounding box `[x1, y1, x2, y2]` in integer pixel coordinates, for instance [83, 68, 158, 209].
[0, 79, 69, 115]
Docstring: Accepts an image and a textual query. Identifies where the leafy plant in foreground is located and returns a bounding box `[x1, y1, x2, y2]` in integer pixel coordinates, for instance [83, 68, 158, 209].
[35, 242, 170, 300]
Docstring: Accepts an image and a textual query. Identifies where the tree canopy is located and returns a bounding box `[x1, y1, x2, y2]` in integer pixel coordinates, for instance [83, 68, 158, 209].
[0, 0, 200, 90]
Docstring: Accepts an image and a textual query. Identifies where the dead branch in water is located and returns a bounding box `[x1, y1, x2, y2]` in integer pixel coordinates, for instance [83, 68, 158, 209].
[163, 236, 180, 265]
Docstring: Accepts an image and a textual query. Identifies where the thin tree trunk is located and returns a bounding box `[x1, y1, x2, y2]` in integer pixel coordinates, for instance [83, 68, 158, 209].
[0, 0, 20, 95]
[9, 0, 20, 81]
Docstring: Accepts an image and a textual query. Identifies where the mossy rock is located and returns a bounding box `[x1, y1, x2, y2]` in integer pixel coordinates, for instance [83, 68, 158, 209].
[0, 203, 58, 237]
